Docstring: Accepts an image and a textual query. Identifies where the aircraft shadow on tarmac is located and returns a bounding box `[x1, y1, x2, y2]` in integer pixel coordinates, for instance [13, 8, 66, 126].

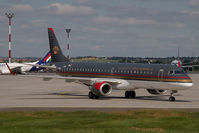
[18, 92, 191, 102]
[134, 96, 191, 102]
[52, 92, 191, 102]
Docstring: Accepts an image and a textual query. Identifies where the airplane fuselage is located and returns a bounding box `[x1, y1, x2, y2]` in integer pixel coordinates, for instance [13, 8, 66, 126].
[54, 61, 193, 91]
[0, 62, 37, 74]
[46, 27, 193, 101]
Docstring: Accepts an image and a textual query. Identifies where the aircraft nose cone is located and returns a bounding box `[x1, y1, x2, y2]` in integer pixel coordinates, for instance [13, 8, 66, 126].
[185, 75, 193, 88]
[188, 82, 193, 87]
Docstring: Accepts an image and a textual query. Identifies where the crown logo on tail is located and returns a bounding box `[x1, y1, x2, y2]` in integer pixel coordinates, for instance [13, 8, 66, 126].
[53, 46, 59, 55]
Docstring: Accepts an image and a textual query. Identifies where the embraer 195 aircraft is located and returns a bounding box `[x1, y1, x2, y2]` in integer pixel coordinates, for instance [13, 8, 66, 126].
[40, 28, 193, 101]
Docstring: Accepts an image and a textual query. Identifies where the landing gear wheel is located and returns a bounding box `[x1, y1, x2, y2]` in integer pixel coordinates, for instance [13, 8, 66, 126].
[89, 91, 94, 99]
[88, 91, 100, 99]
[169, 96, 175, 101]
[125, 91, 136, 98]
[125, 91, 130, 98]
[169, 90, 176, 101]
[93, 95, 100, 99]
[130, 91, 136, 98]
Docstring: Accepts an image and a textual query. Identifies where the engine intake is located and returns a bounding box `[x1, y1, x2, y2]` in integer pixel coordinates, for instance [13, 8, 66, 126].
[91, 82, 112, 96]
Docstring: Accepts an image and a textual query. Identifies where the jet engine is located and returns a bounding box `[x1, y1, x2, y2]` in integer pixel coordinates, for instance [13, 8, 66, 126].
[90, 82, 112, 96]
[189, 67, 193, 71]
[12, 67, 22, 74]
[147, 89, 166, 95]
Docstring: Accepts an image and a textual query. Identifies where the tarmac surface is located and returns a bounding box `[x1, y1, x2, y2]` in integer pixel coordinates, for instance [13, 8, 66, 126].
[0, 73, 199, 111]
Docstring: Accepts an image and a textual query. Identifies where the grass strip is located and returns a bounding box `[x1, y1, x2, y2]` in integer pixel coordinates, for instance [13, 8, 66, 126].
[0, 110, 198, 133]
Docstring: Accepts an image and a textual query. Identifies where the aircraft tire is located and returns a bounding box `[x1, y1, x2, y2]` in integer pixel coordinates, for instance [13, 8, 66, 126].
[89, 91, 94, 99]
[125, 91, 130, 98]
[169, 96, 175, 101]
[130, 91, 136, 98]
[89, 91, 100, 99]
[93, 95, 100, 99]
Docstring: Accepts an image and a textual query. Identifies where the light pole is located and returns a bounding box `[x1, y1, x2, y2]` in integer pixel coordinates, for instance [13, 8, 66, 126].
[65, 29, 71, 60]
[5, 13, 14, 63]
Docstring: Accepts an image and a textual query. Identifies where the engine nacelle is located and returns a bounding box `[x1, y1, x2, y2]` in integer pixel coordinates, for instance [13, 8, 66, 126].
[147, 89, 166, 95]
[189, 67, 193, 71]
[90, 82, 112, 96]
[12, 68, 22, 74]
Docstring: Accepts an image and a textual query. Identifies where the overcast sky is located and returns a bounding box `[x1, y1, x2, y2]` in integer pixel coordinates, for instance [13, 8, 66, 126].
[0, 0, 199, 57]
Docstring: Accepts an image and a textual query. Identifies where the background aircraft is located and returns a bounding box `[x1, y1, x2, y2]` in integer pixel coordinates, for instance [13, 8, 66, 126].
[171, 48, 199, 71]
[0, 51, 51, 74]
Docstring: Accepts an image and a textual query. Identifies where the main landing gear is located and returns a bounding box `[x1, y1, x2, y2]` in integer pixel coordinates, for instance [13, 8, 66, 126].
[88, 91, 100, 99]
[169, 96, 175, 101]
[125, 91, 136, 98]
[169, 91, 176, 101]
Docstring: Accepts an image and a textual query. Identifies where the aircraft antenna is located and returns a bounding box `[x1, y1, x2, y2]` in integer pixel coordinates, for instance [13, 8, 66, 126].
[5, 13, 14, 63]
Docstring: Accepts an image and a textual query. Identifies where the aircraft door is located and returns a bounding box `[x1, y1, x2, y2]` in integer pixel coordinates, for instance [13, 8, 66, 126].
[158, 69, 164, 81]
[111, 67, 115, 75]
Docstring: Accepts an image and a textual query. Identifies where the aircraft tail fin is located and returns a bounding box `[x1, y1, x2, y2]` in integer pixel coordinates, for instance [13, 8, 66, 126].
[29, 51, 52, 72]
[37, 51, 51, 65]
[48, 28, 68, 63]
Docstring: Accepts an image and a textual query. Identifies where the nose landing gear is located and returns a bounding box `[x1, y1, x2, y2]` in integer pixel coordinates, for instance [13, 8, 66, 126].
[169, 96, 175, 101]
[169, 90, 177, 101]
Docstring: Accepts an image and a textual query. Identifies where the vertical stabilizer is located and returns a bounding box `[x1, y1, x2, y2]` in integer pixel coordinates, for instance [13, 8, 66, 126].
[37, 51, 51, 65]
[48, 28, 68, 63]
[29, 51, 52, 72]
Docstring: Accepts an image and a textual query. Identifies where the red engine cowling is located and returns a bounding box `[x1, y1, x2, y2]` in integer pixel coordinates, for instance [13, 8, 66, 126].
[90, 82, 112, 96]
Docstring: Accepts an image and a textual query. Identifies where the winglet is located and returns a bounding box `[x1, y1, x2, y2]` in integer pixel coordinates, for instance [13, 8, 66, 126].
[5, 63, 15, 75]
[37, 51, 51, 65]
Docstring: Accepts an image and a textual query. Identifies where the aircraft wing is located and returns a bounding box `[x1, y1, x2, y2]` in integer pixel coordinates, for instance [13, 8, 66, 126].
[189, 65, 199, 67]
[18, 74, 122, 86]
[10, 66, 23, 74]
[182, 65, 193, 68]
[5, 63, 20, 75]
[22, 63, 56, 70]
[182, 65, 199, 70]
